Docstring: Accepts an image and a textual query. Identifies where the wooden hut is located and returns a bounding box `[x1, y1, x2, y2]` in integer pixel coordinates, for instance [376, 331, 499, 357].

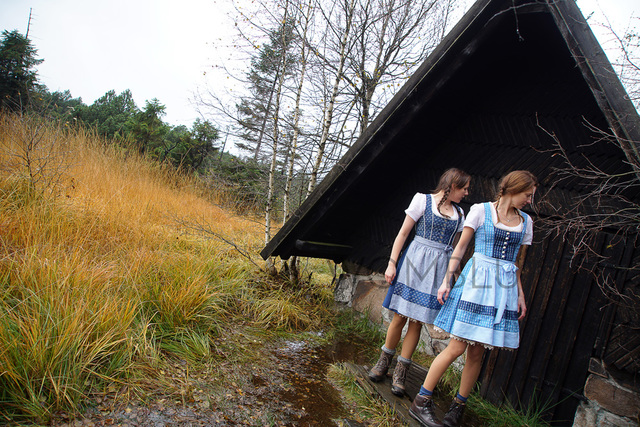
[261, 0, 640, 423]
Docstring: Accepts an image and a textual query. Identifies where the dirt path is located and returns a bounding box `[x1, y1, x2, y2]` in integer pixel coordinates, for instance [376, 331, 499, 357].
[51, 335, 372, 426]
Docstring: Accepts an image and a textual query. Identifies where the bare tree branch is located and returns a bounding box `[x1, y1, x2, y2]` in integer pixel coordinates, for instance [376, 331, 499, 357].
[535, 116, 639, 310]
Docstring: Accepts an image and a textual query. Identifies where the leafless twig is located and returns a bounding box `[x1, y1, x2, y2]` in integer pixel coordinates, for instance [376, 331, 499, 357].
[171, 214, 262, 269]
[535, 116, 639, 310]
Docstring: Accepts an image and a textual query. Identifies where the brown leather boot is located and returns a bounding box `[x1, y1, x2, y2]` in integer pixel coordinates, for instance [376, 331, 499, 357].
[442, 398, 465, 427]
[409, 394, 443, 427]
[368, 349, 394, 382]
[391, 357, 411, 396]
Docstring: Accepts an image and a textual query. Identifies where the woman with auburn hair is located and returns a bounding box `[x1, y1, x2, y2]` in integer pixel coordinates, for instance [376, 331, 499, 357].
[410, 170, 537, 427]
[369, 168, 470, 397]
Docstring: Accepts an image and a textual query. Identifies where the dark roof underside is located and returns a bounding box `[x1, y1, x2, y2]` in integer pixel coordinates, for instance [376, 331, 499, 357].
[261, 0, 640, 272]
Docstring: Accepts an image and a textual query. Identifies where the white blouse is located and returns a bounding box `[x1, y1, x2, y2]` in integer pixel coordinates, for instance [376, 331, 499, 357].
[464, 203, 533, 245]
[405, 193, 465, 233]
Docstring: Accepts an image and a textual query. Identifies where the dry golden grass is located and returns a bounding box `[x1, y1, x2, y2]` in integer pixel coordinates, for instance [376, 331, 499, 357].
[0, 113, 266, 422]
[0, 112, 343, 424]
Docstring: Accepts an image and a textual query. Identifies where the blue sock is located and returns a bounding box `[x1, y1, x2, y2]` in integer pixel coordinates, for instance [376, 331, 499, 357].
[456, 392, 468, 403]
[419, 386, 433, 397]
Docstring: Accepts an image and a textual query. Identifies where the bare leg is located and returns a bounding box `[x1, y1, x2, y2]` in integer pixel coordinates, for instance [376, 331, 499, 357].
[400, 321, 422, 359]
[422, 338, 468, 391]
[458, 343, 485, 397]
[384, 313, 407, 350]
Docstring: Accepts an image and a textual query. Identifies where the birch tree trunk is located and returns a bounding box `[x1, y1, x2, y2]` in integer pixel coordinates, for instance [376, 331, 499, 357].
[283, 0, 312, 220]
[265, 0, 292, 246]
[307, 0, 356, 195]
[283, 0, 316, 284]
[346, 0, 455, 133]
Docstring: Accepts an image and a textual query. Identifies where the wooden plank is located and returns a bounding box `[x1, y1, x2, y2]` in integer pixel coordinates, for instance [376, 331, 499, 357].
[479, 350, 501, 400]
[344, 362, 425, 427]
[346, 361, 483, 426]
[518, 236, 574, 409]
[551, 233, 613, 422]
[552, 281, 604, 423]
[605, 327, 640, 372]
[612, 338, 640, 372]
[500, 234, 554, 403]
[539, 256, 595, 423]
[602, 235, 640, 372]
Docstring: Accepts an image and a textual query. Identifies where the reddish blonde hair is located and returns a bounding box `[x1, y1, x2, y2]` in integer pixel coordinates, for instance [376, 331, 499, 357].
[496, 170, 538, 202]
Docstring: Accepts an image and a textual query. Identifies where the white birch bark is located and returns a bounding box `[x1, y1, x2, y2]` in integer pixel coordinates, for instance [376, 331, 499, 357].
[265, 0, 292, 245]
[307, 0, 356, 195]
[283, 0, 313, 220]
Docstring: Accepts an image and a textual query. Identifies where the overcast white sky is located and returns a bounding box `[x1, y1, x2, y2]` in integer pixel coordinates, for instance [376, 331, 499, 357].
[1, 0, 638, 128]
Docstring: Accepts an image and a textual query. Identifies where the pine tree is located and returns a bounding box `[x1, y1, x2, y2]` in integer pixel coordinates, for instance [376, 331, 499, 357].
[235, 18, 299, 162]
[0, 29, 43, 111]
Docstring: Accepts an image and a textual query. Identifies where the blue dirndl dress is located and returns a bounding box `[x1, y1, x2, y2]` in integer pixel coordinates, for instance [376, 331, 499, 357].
[434, 202, 530, 349]
[382, 194, 463, 325]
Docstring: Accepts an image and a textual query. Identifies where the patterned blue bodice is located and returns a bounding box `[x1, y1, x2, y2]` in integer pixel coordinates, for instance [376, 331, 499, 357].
[415, 194, 462, 246]
[474, 203, 529, 262]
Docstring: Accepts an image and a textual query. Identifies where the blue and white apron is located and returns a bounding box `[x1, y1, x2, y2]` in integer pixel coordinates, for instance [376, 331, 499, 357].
[383, 195, 462, 325]
[434, 202, 529, 349]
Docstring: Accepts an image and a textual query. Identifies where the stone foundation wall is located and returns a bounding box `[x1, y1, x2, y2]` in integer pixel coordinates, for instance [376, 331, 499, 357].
[573, 358, 640, 426]
[334, 272, 464, 370]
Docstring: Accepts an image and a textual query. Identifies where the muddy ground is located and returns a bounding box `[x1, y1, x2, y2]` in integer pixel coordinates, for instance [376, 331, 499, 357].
[50, 334, 373, 427]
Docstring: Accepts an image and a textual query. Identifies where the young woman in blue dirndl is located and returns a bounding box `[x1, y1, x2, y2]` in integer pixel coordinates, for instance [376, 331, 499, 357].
[410, 170, 537, 427]
[368, 168, 470, 397]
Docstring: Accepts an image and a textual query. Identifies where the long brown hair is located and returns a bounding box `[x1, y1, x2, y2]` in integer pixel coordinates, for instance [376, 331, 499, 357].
[434, 168, 471, 218]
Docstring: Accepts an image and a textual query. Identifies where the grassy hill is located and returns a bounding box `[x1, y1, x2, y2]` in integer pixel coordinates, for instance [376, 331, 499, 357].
[0, 113, 339, 424]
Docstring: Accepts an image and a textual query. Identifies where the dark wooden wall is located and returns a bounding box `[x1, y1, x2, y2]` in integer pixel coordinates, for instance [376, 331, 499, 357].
[599, 235, 640, 375]
[478, 230, 638, 424]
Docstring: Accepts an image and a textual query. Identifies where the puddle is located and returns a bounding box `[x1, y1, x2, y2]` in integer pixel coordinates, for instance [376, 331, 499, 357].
[249, 335, 372, 425]
[252, 336, 482, 426]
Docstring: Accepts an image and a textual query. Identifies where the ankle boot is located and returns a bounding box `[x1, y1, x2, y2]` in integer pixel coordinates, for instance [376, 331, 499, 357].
[368, 349, 394, 382]
[409, 394, 443, 427]
[442, 398, 465, 427]
[391, 357, 411, 396]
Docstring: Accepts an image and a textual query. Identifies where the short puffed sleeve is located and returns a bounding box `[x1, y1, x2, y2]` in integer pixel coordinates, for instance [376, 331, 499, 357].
[463, 203, 485, 230]
[404, 193, 426, 222]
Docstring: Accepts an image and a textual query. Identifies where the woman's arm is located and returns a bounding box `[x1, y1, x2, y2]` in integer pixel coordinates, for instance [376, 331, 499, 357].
[437, 226, 475, 304]
[451, 232, 463, 281]
[516, 245, 528, 320]
[385, 215, 416, 284]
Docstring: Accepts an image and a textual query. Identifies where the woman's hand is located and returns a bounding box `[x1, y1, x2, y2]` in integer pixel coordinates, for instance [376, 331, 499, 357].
[385, 216, 415, 285]
[518, 293, 527, 320]
[437, 279, 451, 304]
[385, 264, 396, 284]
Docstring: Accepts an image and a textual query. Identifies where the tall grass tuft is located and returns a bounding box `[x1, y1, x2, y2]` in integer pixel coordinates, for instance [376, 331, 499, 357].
[252, 291, 314, 330]
[0, 252, 137, 422]
[467, 394, 553, 426]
